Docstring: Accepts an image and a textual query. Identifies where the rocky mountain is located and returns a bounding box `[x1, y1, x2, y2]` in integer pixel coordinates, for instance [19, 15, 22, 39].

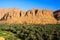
[0, 8, 59, 24]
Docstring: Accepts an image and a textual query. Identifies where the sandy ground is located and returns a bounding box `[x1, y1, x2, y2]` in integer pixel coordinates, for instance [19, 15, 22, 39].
[0, 37, 5, 40]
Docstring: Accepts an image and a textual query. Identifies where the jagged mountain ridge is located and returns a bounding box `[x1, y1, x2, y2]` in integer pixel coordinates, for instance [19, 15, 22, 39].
[0, 8, 59, 24]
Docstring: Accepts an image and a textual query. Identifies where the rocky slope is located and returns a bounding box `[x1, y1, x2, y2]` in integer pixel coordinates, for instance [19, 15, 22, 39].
[0, 8, 58, 24]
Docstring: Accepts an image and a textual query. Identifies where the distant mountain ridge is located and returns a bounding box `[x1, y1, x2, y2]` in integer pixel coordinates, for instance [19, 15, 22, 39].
[0, 8, 59, 24]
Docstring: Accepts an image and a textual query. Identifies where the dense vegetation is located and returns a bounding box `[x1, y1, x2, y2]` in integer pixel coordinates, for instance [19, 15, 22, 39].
[0, 24, 60, 40]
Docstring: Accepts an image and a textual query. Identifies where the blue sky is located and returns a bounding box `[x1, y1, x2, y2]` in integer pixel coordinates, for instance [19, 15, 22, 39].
[0, 0, 60, 10]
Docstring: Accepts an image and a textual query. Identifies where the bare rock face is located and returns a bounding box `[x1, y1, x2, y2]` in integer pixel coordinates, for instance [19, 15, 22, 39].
[42, 10, 57, 24]
[0, 8, 57, 24]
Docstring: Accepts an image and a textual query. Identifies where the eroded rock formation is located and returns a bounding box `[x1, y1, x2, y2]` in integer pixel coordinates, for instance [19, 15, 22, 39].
[0, 8, 58, 24]
[53, 10, 60, 23]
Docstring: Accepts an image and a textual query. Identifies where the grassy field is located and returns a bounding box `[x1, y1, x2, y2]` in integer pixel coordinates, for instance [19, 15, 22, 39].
[0, 30, 20, 40]
[0, 24, 60, 40]
[0, 30, 14, 37]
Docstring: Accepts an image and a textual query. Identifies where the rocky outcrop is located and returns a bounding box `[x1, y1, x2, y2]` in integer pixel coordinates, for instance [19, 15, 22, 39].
[53, 10, 60, 23]
[0, 8, 58, 24]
